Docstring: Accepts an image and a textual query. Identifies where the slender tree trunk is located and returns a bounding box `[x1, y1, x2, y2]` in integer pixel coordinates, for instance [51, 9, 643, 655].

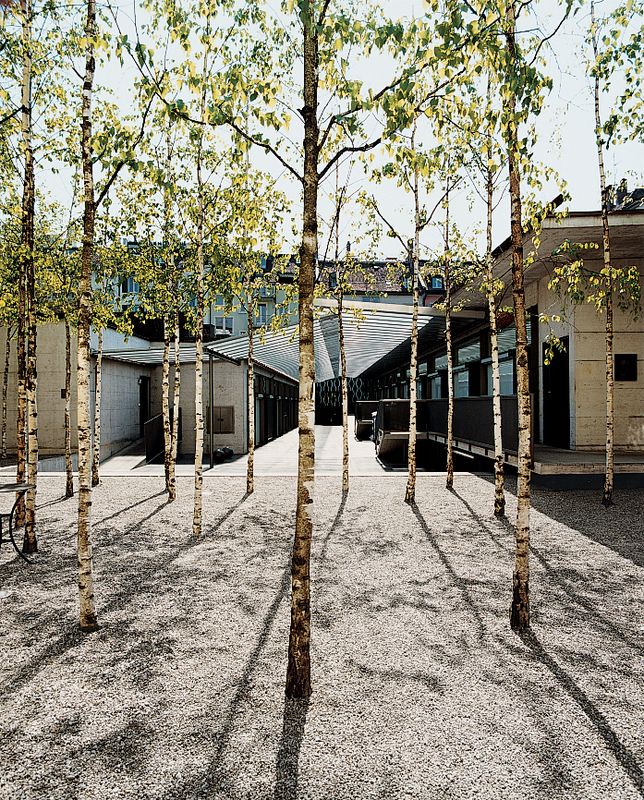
[246, 307, 255, 495]
[591, 1, 614, 507]
[444, 178, 454, 491]
[286, 9, 317, 699]
[168, 314, 180, 502]
[2, 327, 11, 459]
[405, 132, 420, 504]
[335, 164, 349, 495]
[338, 291, 349, 495]
[76, 0, 99, 631]
[505, 2, 531, 631]
[64, 320, 73, 498]
[192, 79, 206, 537]
[486, 160, 505, 516]
[20, 0, 37, 553]
[162, 317, 172, 493]
[15, 0, 32, 530]
[91, 327, 102, 487]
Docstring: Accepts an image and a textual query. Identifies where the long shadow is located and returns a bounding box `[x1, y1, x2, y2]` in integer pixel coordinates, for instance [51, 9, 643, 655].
[412, 504, 487, 641]
[519, 630, 644, 794]
[36, 495, 72, 510]
[529, 545, 643, 653]
[206, 492, 250, 536]
[273, 697, 310, 800]
[530, 487, 644, 568]
[450, 489, 509, 553]
[1, 494, 250, 700]
[95, 500, 168, 544]
[94, 490, 167, 527]
[318, 493, 347, 567]
[163, 564, 291, 799]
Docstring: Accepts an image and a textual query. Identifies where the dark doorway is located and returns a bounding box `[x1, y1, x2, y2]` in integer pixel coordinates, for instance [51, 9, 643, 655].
[139, 376, 150, 438]
[542, 336, 570, 449]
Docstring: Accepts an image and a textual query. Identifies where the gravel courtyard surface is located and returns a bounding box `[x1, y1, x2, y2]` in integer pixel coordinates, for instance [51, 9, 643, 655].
[0, 475, 642, 800]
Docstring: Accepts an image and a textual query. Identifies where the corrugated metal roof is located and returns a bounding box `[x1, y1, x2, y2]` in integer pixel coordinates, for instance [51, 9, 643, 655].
[206, 307, 440, 382]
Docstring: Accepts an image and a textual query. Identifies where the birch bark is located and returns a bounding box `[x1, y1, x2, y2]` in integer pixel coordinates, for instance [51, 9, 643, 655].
[405, 131, 420, 505]
[591, 1, 615, 507]
[91, 327, 102, 487]
[77, 0, 99, 631]
[285, 5, 317, 699]
[65, 320, 73, 498]
[486, 157, 505, 516]
[168, 315, 180, 502]
[444, 179, 454, 491]
[162, 317, 172, 493]
[246, 306, 255, 495]
[2, 327, 11, 460]
[505, 0, 531, 631]
[21, 0, 37, 553]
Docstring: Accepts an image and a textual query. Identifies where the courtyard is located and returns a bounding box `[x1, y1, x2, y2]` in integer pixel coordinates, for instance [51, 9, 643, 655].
[0, 462, 642, 799]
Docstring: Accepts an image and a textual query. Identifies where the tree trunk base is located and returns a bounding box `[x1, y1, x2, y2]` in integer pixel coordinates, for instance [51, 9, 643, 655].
[65, 484, 74, 499]
[494, 499, 505, 517]
[22, 536, 38, 555]
[80, 618, 99, 633]
[601, 491, 613, 508]
[404, 487, 415, 505]
[91, 477, 99, 488]
[510, 574, 530, 631]
[285, 656, 311, 699]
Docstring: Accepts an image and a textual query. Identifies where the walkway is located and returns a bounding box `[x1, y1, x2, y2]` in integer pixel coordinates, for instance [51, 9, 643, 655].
[98, 419, 422, 477]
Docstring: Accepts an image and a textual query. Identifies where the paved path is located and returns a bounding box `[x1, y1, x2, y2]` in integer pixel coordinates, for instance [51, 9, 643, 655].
[98, 419, 428, 477]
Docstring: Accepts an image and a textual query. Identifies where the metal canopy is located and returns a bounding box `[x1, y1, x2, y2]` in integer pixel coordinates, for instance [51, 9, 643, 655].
[206, 305, 470, 383]
[100, 345, 204, 366]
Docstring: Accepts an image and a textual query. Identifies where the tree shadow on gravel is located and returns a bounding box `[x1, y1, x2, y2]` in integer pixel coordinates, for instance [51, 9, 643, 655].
[318, 493, 347, 567]
[529, 488, 644, 568]
[449, 489, 510, 553]
[162, 564, 291, 800]
[206, 492, 250, 536]
[273, 697, 310, 800]
[94, 490, 167, 527]
[518, 630, 644, 795]
[411, 504, 487, 641]
[1, 494, 251, 701]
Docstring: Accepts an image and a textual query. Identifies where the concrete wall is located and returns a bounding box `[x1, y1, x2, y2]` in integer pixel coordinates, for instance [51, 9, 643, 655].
[151, 357, 248, 456]
[526, 262, 644, 452]
[573, 275, 644, 450]
[93, 357, 152, 459]
[1, 323, 151, 460]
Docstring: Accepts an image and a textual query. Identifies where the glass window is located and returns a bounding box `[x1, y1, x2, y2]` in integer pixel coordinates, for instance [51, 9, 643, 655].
[430, 375, 442, 399]
[487, 359, 514, 395]
[457, 340, 481, 365]
[454, 369, 469, 398]
[257, 303, 268, 325]
[435, 354, 448, 370]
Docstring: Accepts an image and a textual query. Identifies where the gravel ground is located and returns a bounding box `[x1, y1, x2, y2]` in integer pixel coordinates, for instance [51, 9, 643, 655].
[0, 474, 642, 800]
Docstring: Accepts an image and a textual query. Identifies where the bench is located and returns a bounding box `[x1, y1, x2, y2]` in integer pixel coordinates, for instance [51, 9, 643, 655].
[0, 483, 34, 564]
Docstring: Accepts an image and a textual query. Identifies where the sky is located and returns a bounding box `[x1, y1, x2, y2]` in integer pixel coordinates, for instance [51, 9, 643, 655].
[31, 0, 644, 260]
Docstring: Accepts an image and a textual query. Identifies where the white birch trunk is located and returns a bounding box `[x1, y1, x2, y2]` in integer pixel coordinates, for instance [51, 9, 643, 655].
[168, 316, 180, 502]
[405, 133, 420, 504]
[444, 179, 454, 491]
[486, 159, 505, 516]
[591, 1, 615, 507]
[2, 327, 11, 459]
[162, 317, 172, 493]
[286, 11, 317, 699]
[76, 0, 99, 631]
[91, 327, 102, 487]
[246, 307, 255, 495]
[65, 321, 73, 498]
[505, 1, 531, 631]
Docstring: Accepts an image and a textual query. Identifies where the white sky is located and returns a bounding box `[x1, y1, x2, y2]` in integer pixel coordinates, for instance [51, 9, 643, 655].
[39, 0, 644, 259]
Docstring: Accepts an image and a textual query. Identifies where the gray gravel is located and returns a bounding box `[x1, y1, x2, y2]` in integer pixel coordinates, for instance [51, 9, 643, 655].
[0, 474, 642, 800]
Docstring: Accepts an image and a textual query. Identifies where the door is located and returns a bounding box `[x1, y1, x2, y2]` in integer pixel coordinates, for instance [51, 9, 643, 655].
[542, 336, 570, 449]
[139, 376, 150, 438]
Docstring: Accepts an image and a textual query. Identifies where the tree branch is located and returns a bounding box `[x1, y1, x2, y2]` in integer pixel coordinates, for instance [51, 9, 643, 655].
[95, 94, 154, 211]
